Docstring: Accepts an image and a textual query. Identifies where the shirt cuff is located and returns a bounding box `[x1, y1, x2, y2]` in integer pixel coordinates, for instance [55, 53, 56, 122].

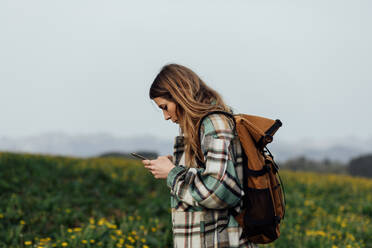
[166, 165, 186, 189]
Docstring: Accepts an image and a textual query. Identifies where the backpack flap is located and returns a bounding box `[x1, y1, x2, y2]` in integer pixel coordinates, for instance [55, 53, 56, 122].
[235, 114, 282, 150]
[234, 115, 279, 187]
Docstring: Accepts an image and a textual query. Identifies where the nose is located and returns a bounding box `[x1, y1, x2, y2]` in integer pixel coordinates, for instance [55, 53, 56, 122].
[163, 110, 171, 121]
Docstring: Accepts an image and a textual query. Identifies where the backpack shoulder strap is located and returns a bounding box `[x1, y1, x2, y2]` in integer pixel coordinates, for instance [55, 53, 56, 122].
[196, 111, 236, 168]
[197, 111, 236, 139]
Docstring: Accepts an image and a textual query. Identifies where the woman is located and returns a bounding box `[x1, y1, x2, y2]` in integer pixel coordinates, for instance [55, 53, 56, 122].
[143, 64, 257, 248]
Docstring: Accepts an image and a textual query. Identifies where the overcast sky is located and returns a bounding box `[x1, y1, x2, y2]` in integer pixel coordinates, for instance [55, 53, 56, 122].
[1, 0, 371, 142]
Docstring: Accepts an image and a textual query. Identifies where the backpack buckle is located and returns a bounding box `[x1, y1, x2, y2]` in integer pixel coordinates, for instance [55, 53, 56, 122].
[265, 158, 279, 173]
[264, 134, 273, 143]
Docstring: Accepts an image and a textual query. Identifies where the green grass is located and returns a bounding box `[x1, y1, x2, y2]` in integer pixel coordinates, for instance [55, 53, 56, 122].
[0, 152, 371, 248]
[0, 152, 171, 247]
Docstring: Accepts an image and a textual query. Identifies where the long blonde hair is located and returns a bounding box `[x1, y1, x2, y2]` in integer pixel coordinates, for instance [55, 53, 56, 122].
[149, 64, 231, 167]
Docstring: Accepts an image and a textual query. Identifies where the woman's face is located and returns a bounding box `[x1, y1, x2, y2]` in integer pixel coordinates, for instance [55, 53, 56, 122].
[153, 97, 179, 124]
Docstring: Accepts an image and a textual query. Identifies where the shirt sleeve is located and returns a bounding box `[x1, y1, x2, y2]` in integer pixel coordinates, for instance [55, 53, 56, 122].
[166, 115, 243, 209]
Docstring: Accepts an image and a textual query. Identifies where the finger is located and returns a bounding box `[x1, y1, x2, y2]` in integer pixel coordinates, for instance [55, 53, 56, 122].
[142, 159, 151, 165]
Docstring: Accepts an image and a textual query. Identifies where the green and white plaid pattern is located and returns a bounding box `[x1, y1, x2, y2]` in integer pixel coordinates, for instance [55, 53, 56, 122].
[167, 114, 258, 248]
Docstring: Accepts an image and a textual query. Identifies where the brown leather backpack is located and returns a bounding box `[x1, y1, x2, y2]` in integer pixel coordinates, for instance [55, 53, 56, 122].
[198, 111, 286, 244]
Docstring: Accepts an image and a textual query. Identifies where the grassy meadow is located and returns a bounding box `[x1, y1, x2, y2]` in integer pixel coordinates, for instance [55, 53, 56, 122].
[0, 152, 371, 248]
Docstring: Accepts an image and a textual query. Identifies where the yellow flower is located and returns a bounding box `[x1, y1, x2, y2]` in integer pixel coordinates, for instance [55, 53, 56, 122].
[90, 239, 95, 243]
[65, 209, 71, 214]
[128, 236, 135, 244]
[143, 245, 149, 248]
[151, 227, 157, 232]
[73, 227, 82, 232]
[128, 216, 134, 221]
[24, 241, 32, 245]
[70, 235, 76, 239]
[20, 220, 26, 225]
[67, 228, 73, 233]
[349, 235, 355, 241]
[89, 218, 95, 224]
[0, 213, 4, 219]
[82, 240, 87, 244]
[61, 242, 68, 247]
[141, 238, 146, 243]
[305, 230, 326, 237]
[316, 231, 326, 237]
[116, 230, 123, 236]
[98, 218, 105, 226]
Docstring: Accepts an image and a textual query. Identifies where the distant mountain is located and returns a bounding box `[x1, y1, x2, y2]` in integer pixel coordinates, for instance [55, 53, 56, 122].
[0, 132, 173, 158]
[0, 132, 371, 163]
[269, 136, 372, 163]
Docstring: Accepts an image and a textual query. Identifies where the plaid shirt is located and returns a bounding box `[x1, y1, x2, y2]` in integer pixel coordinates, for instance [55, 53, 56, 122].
[167, 113, 258, 248]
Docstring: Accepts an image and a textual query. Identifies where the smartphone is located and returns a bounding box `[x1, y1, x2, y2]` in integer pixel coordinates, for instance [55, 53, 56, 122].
[130, 152, 149, 160]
